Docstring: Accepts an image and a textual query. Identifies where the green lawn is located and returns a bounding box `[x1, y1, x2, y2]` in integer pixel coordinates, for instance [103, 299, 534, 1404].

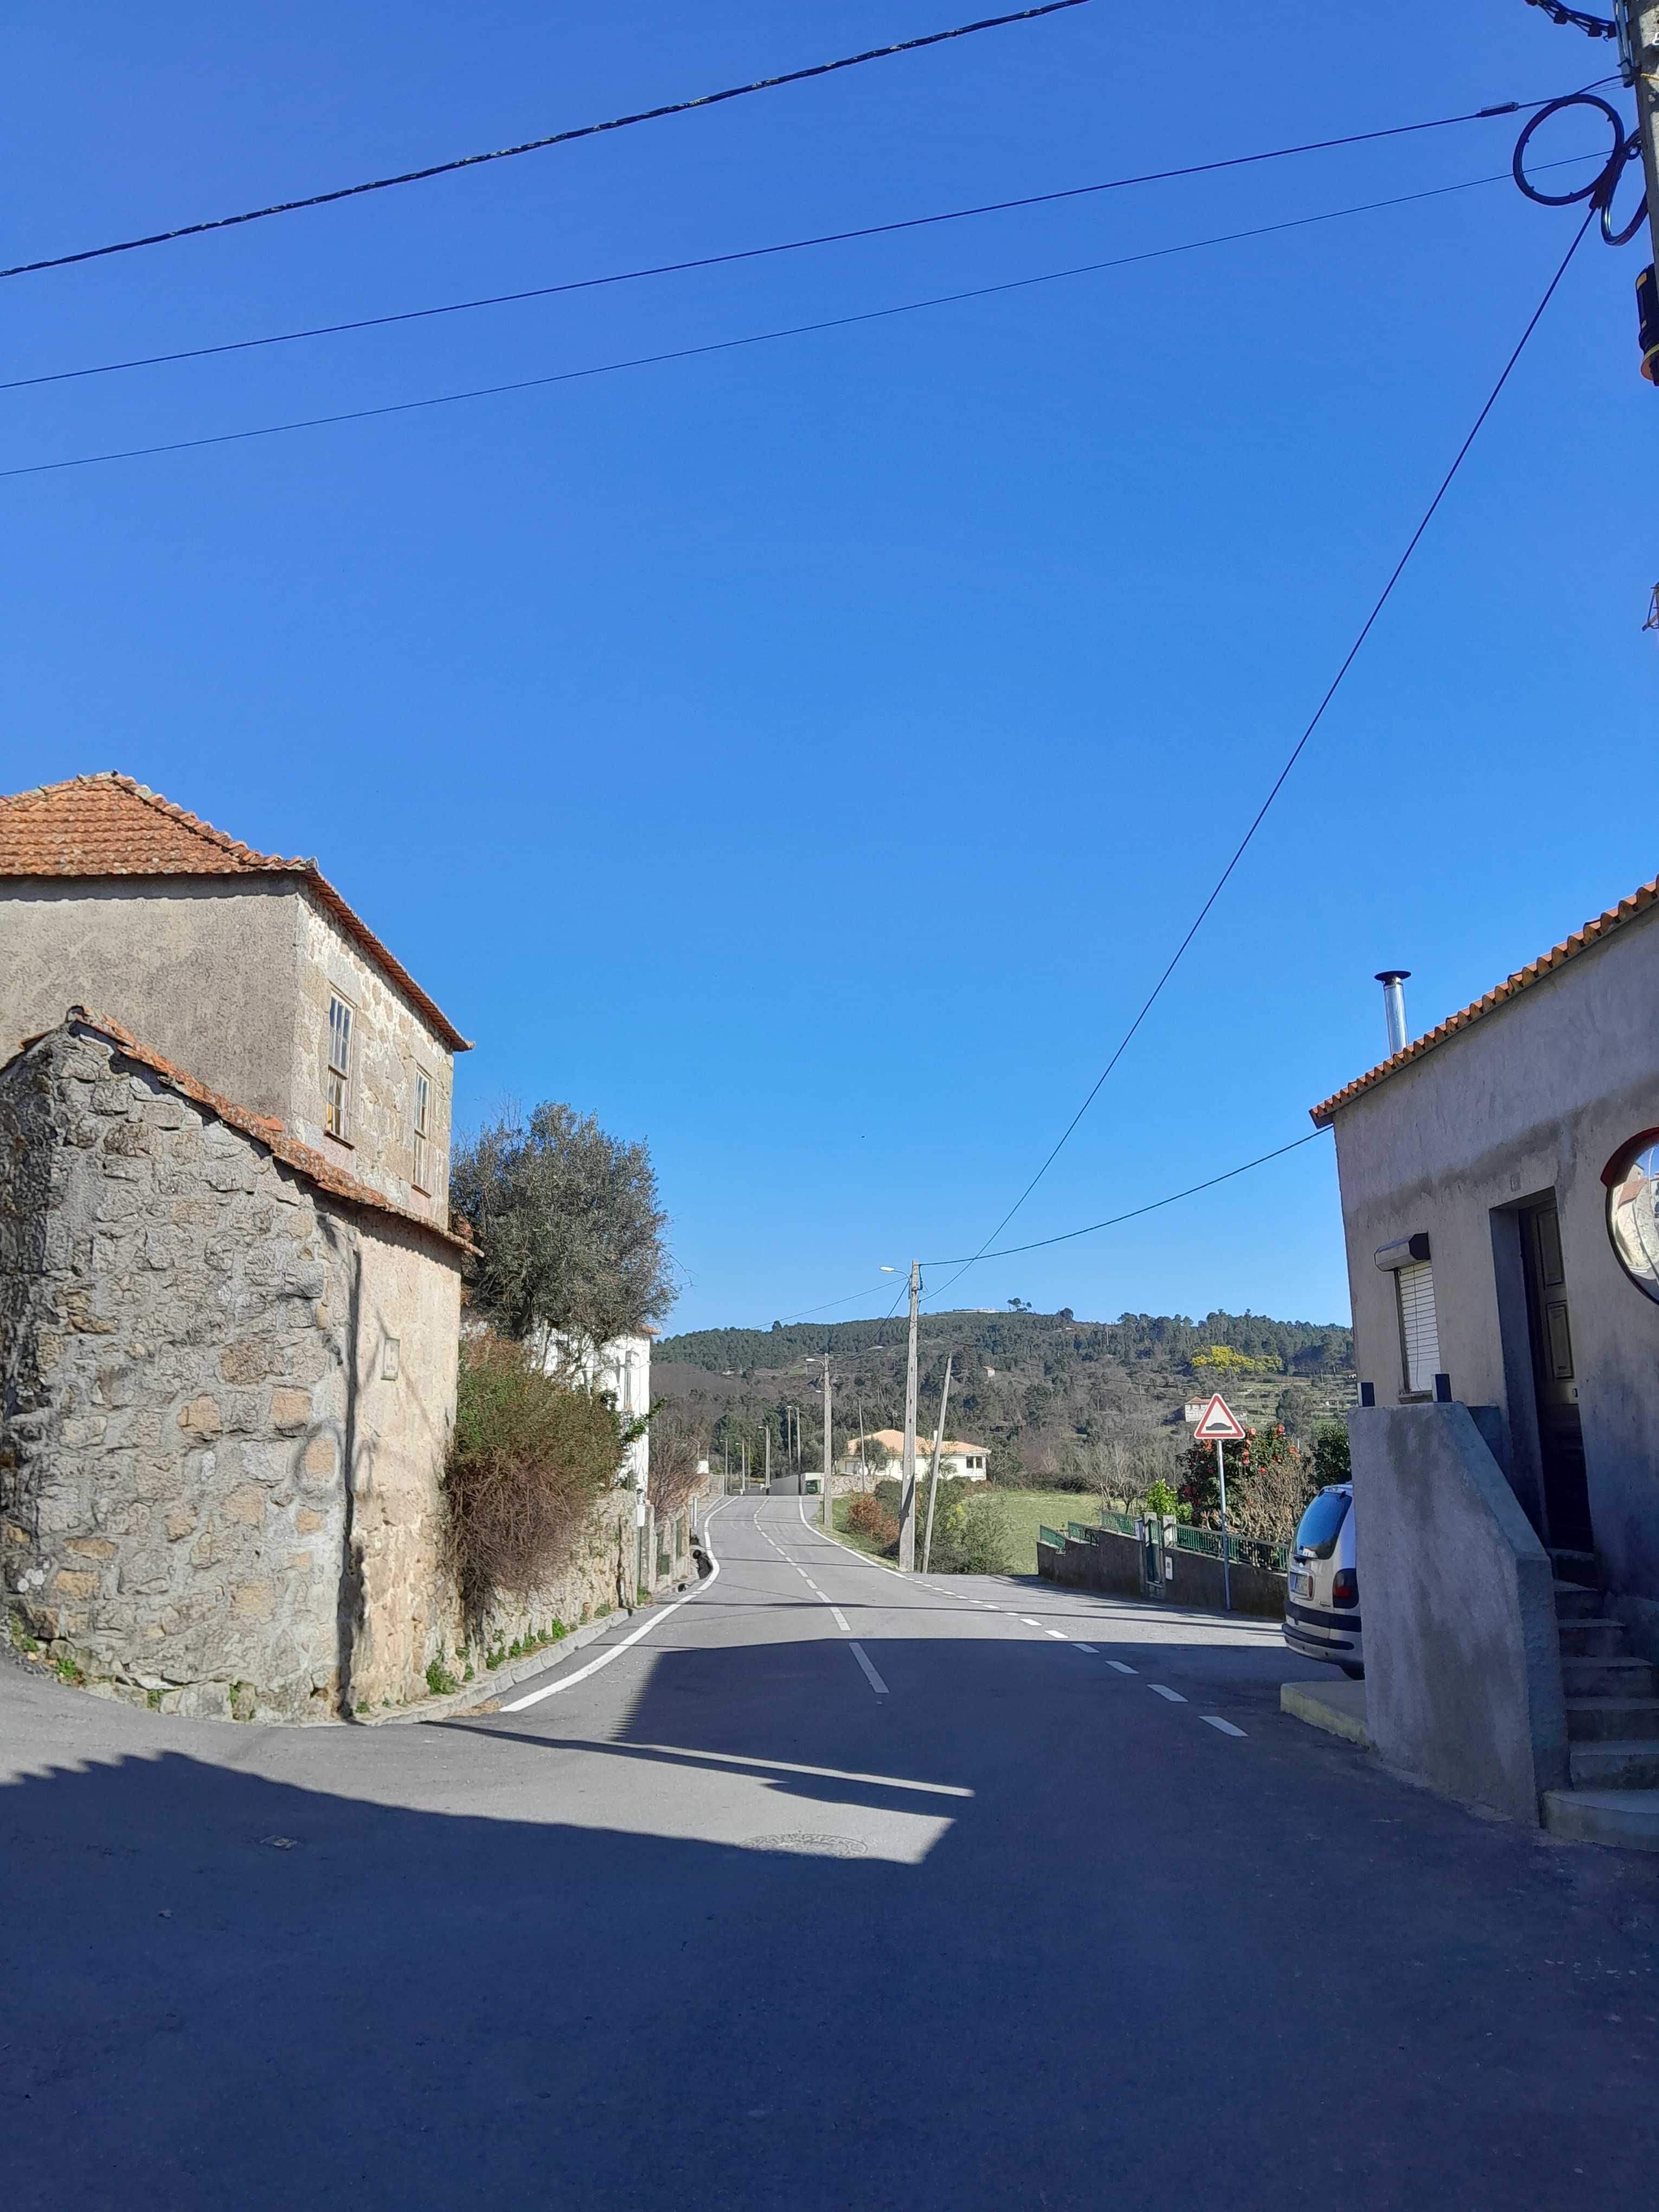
[833, 1489, 1101, 1575]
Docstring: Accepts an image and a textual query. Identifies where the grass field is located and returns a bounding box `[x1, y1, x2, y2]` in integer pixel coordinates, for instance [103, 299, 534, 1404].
[833, 1489, 1100, 1575]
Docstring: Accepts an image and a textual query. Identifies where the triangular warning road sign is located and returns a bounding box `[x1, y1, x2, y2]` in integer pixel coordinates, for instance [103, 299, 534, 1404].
[1193, 1392, 1246, 1442]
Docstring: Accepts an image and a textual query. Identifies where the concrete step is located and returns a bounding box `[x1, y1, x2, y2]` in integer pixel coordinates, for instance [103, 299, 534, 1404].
[1556, 1619, 1629, 1658]
[1565, 1696, 1659, 1742]
[1549, 1548, 1600, 1589]
[1541, 1787, 1659, 1852]
[1570, 1738, 1659, 1790]
[1560, 1655, 1658, 1699]
[1553, 1580, 1605, 1620]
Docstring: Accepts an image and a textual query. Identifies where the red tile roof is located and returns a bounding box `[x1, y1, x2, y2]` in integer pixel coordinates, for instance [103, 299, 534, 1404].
[0, 774, 470, 1051]
[40, 1008, 475, 1257]
[1310, 871, 1659, 1126]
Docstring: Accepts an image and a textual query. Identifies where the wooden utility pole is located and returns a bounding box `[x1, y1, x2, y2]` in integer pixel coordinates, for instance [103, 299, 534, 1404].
[921, 1355, 954, 1576]
[899, 1260, 919, 1571]
[1629, 4, 1659, 275]
[822, 1355, 833, 1529]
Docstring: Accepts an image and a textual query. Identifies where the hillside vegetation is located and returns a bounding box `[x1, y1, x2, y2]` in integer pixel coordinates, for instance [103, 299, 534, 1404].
[654, 1306, 1353, 1491]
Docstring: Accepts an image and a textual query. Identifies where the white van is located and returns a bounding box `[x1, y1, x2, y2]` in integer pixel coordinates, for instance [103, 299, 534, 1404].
[1283, 1483, 1362, 1679]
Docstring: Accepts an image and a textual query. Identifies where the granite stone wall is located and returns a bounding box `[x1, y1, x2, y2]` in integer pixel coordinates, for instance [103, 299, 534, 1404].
[0, 1024, 462, 1720]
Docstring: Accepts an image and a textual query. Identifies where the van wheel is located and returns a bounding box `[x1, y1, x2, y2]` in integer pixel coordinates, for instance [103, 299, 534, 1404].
[1339, 1663, 1365, 1681]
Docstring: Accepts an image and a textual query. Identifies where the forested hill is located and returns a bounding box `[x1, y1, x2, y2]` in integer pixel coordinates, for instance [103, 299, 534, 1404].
[658, 1307, 1352, 1381]
[653, 1306, 1354, 1487]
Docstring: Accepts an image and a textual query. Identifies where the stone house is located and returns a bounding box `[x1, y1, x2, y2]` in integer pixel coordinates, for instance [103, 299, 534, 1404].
[1, 773, 467, 1224]
[0, 774, 484, 1717]
[1312, 876, 1659, 1848]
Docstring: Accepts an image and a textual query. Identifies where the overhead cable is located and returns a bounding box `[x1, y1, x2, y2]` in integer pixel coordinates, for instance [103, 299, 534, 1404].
[0, 166, 1566, 483]
[0, 2, 1097, 281]
[2, 97, 1541, 393]
[921, 202, 1598, 1312]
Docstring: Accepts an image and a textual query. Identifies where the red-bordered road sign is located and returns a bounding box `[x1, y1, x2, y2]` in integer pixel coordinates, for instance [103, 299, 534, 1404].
[1193, 1393, 1246, 1443]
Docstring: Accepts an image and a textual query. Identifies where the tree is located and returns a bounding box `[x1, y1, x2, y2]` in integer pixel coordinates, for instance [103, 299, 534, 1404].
[452, 1103, 674, 1353]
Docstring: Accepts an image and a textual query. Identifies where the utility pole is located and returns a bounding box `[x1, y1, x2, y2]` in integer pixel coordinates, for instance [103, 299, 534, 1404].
[921, 1355, 954, 1576]
[822, 1354, 833, 1529]
[898, 1261, 919, 1571]
[764, 1422, 771, 1491]
[1626, 3, 1659, 275]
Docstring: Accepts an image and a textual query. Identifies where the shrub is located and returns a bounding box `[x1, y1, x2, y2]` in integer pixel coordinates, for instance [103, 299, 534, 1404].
[848, 1491, 898, 1546]
[426, 1655, 460, 1697]
[1311, 1420, 1351, 1487]
[1181, 1423, 1314, 1546]
[444, 1330, 627, 1627]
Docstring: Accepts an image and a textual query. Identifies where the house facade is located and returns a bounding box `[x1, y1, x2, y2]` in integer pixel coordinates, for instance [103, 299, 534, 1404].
[0, 775, 474, 1719]
[1, 774, 467, 1226]
[1313, 876, 1659, 1844]
[850, 1430, 989, 1481]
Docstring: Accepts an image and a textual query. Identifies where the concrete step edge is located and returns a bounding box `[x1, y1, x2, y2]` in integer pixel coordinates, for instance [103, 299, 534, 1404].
[1541, 1787, 1659, 1852]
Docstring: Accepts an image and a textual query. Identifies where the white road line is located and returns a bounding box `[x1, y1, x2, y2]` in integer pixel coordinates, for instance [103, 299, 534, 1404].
[830, 1606, 851, 1632]
[621, 1740, 971, 1796]
[1044, 1629, 1068, 1641]
[1203, 1715, 1247, 1737]
[1107, 1660, 1137, 1675]
[1020, 1617, 1043, 1626]
[503, 1498, 729, 1711]
[1074, 1644, 1099, 1654]
[850, 1642, 889, 1696]
[1148, 1683, 1186, 1703]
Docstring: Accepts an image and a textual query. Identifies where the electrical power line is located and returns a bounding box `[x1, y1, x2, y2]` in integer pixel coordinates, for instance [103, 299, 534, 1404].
[0, 166, 1560, 483]
[0, 2, 1097, 282]
[921, 1130, 1328, 1264]
[777, 1126, 1328, 1323]
[1, 97, 1539, 395]
[921, 202, 1598, 1313]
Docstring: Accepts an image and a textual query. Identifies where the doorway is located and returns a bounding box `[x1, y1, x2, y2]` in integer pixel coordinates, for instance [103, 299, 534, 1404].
[1518, 1199, 1593, 1553]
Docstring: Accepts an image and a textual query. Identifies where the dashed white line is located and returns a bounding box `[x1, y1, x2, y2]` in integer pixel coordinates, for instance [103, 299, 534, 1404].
[1020, 1617, 1043, 1627]
[1203, 1715, 1246, 1737]
[1107, 1661, 1137, 1676]
[829, 1605, 851, 1632]
[1148, 1683, 1186, 1703]
[1074, 1643, 1099, 1655]
[850, 1642, 889, 1696]
[1044, 1629, 1068, 1641]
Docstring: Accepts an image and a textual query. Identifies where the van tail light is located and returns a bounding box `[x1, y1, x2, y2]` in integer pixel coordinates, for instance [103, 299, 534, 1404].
[1332, 1568, 1359, 1609]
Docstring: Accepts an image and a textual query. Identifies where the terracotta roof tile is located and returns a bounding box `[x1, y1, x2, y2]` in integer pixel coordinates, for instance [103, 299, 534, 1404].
[34, 1008, 475, 1257]
[0, 774, 470, 1052]
[1309, 872, 1659, 1125]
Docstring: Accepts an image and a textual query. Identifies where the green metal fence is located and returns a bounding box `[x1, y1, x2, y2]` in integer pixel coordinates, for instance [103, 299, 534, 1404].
[1040, 1512, 1288, 1576]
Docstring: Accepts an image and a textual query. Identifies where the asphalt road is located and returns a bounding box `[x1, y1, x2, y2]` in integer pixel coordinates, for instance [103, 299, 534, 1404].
[3, 1495, 1656, 2209]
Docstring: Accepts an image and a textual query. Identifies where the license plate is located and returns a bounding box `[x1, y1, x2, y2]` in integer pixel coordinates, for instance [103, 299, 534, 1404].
[1289, 1572, 1313, 1599]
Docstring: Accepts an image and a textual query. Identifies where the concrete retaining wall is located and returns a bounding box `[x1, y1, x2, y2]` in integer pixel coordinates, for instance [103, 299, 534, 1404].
[1350, 1401, 1568, 1825]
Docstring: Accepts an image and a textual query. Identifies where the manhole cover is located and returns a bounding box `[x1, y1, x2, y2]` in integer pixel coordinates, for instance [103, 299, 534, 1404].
[745, 1831, 866, 1857]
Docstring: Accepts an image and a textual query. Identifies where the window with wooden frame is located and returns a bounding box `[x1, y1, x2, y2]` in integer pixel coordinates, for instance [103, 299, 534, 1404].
[411, 1067, 432, 1192]
[325, 994, 354, 1140]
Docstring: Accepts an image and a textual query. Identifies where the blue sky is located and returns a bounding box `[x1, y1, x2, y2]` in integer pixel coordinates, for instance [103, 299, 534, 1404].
[4, 3, 1651, 1334]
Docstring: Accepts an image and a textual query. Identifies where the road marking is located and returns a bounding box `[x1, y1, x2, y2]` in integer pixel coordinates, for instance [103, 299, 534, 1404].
[829, 1605, 851, 1631]
[1020, 1617, 1043, 1626]
[503, 1499, 729, 1711]
[1074, 1643, 1098, 1654]
[1203, 1715, 1246, 1737]
[619, 1741, 972, 1796]
[1044, 1629, 1068, 1641]
[850, 1642, 889, 1696]
[1148, 1683, 1186, 1703]
[1107, 1660, 1137, 1675]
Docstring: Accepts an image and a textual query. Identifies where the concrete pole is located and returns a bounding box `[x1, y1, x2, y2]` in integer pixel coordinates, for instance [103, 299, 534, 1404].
[764, 1422, 771, 1492]
[899, 1261, 919, 1571]
[921, 1355, 954, 1576]
[1215, 1437, 1232, 1614]
[1626, 4, 1659, 273]
[822, 1355, 833, 1529]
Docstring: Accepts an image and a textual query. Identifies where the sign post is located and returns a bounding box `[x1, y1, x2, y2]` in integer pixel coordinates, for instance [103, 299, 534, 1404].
[1192, 1393, 1247, 1613]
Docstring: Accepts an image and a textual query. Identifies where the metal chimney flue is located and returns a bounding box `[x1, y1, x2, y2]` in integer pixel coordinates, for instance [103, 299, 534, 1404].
[1375, 970, 1411, 1057]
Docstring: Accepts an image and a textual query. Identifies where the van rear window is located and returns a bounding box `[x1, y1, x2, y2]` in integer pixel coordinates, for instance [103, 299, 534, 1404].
[1295, 1490, 1350, 1560]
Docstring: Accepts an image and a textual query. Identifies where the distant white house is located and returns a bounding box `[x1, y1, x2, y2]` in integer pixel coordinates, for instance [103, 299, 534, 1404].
[850, 1429, 989, 1481]
[539, 1327, 654, 1490]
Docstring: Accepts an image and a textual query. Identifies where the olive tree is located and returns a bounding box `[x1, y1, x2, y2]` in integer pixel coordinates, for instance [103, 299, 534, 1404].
[451, 1102, 675, 1358]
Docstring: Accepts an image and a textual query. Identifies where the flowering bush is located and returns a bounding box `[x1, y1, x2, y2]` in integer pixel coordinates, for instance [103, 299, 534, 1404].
[1181, 1423, 1314, 1545]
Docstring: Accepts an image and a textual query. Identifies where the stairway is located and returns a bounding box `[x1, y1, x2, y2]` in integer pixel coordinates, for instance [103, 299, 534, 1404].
[1539, 1548, 1659, 1851]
